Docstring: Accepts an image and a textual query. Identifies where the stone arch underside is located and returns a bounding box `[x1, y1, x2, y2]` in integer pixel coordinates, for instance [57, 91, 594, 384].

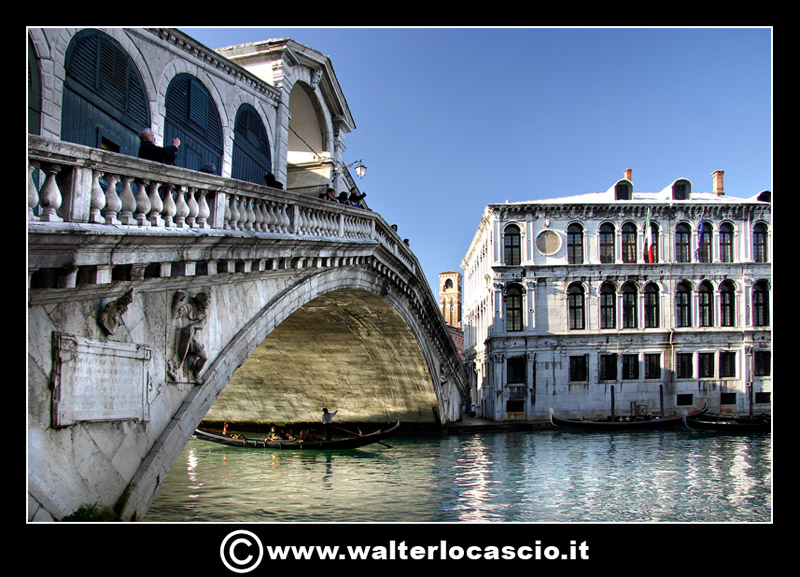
[203, 289, 439, 425]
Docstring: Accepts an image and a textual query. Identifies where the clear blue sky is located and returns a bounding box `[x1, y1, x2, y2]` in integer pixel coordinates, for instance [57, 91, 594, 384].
[181, 27, 772, 295]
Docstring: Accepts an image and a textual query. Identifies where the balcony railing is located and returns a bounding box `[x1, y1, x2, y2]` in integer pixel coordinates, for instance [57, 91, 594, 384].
[28, 135, 416, 265]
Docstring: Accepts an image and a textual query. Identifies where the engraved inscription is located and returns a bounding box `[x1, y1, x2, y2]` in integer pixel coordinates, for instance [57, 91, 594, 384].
[51, 333, 152, 427]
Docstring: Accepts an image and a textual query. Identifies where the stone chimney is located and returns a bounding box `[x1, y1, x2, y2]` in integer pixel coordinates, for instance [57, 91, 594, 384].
[624, 168, 632, 181]
[712, 170, 724, 196]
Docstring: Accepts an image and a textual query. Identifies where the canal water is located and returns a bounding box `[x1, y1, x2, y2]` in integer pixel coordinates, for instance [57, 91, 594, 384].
[145, 427, 771, 523]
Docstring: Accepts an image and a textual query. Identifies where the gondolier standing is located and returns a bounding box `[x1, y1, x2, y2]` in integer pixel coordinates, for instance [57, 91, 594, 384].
[322, 408, 338, 440]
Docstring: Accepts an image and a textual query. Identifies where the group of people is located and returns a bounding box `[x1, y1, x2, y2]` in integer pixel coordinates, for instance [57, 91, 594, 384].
[221, 408, 339, 444]
[264, 426, 321, 443]
[320, 187, 368, 209]
[139, 128, 368, 206]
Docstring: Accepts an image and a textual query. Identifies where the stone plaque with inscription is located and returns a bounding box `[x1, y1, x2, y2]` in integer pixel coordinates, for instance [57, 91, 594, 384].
[51, 332, 152, 427]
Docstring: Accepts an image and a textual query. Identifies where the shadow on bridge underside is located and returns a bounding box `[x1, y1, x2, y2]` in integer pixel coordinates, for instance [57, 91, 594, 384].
[203, 289, 439, 426]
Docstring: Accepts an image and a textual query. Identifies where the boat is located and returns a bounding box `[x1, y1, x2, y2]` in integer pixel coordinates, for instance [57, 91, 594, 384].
[193, 419, 401, 450]
[550, 404, 708, 431]
[684, 413, 771, 433]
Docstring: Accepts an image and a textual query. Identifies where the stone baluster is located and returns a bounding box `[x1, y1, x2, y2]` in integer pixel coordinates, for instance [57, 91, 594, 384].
[89, 170, 106, 224]
[243, 197, 255, 231]
[147, 181, 164, 227]
[135, 182, 153, 225]
[228, 195, 240, 230]
[162, 183, 176, 227]
[263, 201, 277, 232]
[174, 186, 189, 228]
[28, 163, 40, 220]
[186, 187, 199, 228]
[279, 203, 291, 233]
[223, 194, 232, 230]
[117, 176, 137, 225]
[255, 199, 264, 231]
[38, 163, 64, 222]
[196, 190, 210, 229]
[104, 174, 121, 225]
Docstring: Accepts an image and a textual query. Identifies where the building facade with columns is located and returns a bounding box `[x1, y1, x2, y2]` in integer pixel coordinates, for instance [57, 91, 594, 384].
[461, 170, 772, 422]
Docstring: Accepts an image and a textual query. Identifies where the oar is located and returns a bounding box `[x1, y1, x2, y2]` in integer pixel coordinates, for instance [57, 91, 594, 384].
[332, 424, 393, 449]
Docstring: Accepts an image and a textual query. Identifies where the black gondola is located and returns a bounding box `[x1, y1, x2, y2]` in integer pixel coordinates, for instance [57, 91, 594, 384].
[684, 413, 771, 433]
[550, 404, 708, 431]
[193, 419, 400, 450]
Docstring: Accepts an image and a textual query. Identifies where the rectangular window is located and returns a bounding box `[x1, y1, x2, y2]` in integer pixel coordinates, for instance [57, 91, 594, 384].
[599, 353, 618, 380]
[507, 356, 526, 384]
[644, 353, 661, 379]
[754, 351, 771, 376]
[699, 353, 715, 378]
[506, 399, 525, 413]
[569, 355, 588, 382]
[622, 354, 639, 380]
[676, 353, 693, 379]
[719, 351, 736, 378]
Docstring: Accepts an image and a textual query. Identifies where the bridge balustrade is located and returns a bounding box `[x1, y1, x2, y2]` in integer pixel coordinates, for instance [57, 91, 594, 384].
[28, 135, 417, 286]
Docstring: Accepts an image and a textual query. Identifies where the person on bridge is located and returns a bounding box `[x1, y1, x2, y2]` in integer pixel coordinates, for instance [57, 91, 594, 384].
[322, 408, 338, 441]
[138, 128, 180, 165]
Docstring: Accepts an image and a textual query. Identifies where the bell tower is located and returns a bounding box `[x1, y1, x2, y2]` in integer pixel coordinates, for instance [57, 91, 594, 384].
[438, 271, 462, 330]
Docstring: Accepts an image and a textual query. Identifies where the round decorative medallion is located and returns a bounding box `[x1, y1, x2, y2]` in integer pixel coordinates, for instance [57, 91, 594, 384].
[535, 230, 562, 255]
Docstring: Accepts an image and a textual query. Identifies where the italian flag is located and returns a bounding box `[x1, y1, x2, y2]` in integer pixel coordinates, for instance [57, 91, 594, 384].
[645, 209, 655, 263]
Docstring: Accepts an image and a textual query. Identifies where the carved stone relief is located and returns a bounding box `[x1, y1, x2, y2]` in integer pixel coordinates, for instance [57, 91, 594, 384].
[167, 290, 210, 384]
[98, 288, 134, 335]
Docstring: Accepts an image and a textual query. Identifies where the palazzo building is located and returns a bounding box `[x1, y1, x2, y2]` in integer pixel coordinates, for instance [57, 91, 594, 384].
[461, 169, 771, 422]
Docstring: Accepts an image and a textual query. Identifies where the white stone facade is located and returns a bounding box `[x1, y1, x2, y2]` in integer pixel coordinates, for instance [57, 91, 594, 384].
[462, 171, 771, 421]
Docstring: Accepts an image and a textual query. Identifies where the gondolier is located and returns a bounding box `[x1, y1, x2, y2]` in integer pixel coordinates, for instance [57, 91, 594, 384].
[322, 408, 338, 440]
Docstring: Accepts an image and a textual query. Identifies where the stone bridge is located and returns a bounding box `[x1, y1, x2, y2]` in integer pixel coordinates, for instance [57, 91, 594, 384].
[27, 136, 467, 521]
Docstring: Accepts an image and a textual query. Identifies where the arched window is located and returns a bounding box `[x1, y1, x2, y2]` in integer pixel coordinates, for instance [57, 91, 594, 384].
[752, 281, 770, 326]
[505, 285, 523, 332]
[232, 104, 272, 185]
[567, 283, 585, 330]
[504, 224, 521, 265]
[720, 281, 736, 327]
[698, 281, 714, 327]
[719, 222, 734, 263]
[61, 29, 150, 155]
[28, 36, 42, 135]
[600, 282, 616, 329]
[165, 73, 223, 172]
[676, 281, 692, 327]
[675, 223, 691, 263]
[753, 223, 768, 262]
[567, 223, 584, 264]
[599, 223, 615, 263]
[698, 221, 713, 263]
[644, 283, 660, 328]
[622, 282, 638, 328]
[622, 222, 637, 263]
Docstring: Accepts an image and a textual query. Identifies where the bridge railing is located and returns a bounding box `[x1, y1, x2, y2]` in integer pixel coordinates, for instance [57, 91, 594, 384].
[28, 135, 416, 275]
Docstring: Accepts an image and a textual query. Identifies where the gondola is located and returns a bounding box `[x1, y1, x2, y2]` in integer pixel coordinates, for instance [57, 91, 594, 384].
[550, 404, 708, 431]
[684, 413, 771, 433]
[193, 419, 401, 450]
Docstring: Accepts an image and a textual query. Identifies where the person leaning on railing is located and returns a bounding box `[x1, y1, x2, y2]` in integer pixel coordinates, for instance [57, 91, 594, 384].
[138, 128, 180, 165]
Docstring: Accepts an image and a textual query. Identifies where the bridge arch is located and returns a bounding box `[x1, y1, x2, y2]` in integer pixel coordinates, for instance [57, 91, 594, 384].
[116, 261, 463, 520]
[203, 276, 443, 427]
